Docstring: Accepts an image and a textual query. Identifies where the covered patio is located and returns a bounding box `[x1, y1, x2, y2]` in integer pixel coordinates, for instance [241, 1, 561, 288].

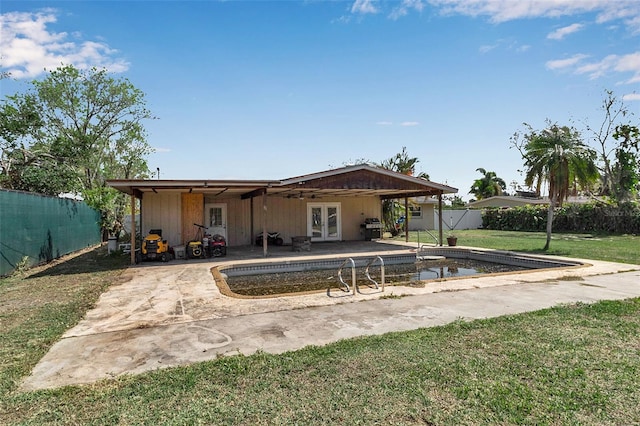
[107, 164, 458, 264]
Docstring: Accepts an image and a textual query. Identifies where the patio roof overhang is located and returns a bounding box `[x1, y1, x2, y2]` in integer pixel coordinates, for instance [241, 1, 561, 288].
[109, 165, 458, 264]
[107, 164, 458, 200]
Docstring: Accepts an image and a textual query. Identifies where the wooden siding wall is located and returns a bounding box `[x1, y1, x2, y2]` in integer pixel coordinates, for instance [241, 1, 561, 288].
[181, 193, 204, 244]
[141, 193, 382, 247]
[204, 197, 251, 246]
[251, 196, 381, 243]
[141, 193, 182, 245]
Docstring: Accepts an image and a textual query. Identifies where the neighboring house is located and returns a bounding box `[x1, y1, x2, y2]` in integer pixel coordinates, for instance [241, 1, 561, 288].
[405, 196, 437, 231]
[406, 197, 482, 231]
[467, 195, 547, 209]
[467, 194, 595, 209]
[107, 165, 458, 257]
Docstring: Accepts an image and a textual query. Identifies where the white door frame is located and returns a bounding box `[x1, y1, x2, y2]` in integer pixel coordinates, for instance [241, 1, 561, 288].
[205, 203, 227, 241]
[307, 202, 341, 242]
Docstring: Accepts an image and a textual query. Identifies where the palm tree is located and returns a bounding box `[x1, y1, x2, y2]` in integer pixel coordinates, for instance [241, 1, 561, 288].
[378, 147, 429, 234]
[379, 146, 429, 179]
[469, 168, 506, 200]
[521, 124, 599, 250]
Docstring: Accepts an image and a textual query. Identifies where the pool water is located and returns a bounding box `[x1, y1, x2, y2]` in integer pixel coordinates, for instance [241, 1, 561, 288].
[223, 258, 528, 297]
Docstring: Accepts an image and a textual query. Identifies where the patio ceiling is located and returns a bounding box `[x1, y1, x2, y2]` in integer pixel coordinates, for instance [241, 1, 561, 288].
[107, 164, 458, 200]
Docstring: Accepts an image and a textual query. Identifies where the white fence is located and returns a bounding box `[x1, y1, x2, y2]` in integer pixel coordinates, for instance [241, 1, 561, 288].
[434, 209, 482, 231]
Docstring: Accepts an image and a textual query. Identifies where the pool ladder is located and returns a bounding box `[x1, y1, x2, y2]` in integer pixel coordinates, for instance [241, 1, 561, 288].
[329, 256, 385, 297]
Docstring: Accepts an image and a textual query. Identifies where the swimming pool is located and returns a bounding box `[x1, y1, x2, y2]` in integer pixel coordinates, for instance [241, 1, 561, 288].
[213, 248, 583, 299]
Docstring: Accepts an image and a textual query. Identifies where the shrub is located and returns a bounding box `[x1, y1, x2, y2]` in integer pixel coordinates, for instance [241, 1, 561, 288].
[482, 202, 640, 234]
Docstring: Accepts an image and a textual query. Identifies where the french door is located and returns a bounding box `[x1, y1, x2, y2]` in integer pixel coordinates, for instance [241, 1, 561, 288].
[307, 203, 341, 242]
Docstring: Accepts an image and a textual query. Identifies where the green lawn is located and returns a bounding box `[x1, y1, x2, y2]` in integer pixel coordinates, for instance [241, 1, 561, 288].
[408, 229, 640, 265]
[1, 232, 639, 425]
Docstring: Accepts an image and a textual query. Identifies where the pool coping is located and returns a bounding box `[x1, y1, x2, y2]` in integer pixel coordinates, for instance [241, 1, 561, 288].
[213, 247, 587, 299]
[62, 244, 637, 340]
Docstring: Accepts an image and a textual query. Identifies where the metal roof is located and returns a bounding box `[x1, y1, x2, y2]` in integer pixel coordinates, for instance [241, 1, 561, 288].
[107, 164, 458, 199]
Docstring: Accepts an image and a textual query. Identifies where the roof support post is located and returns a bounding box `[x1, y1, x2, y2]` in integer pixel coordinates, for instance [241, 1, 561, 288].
[404, 197, 409, 242]
[438, 192, 443, 246]
[250, 196, 254, 248]
[262, 191, 268, 257]
[130, 193, 136, 264]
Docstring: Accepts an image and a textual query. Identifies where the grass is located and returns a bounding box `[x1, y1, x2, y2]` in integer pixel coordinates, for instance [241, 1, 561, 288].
[1, 232, 639, 425]
[409, 229, 640, 265]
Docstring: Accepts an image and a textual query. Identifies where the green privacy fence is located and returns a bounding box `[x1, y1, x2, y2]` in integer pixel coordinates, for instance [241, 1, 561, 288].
[0, 189, 101, 276]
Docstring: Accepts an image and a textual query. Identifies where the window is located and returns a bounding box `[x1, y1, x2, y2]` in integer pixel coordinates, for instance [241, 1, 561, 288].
[409, 206, 422, 218]
[209, 207, 223, 227]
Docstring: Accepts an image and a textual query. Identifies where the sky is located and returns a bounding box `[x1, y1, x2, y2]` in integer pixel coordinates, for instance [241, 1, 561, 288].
[1, 0, 639, 201]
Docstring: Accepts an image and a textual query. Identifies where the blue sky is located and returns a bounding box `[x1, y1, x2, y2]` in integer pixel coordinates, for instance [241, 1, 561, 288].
[1, 0, 639, 200]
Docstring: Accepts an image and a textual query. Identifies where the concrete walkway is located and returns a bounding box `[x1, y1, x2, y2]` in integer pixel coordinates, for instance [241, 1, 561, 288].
[19, 243, 640, 391]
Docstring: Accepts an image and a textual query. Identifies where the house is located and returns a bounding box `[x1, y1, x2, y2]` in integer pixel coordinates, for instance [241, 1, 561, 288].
[406, 197, 482, 232]
[107, 164, 458, 261]
[404, 196, 437, 231]
[467, 194, 595, 209]
[467, 195, 547, 209]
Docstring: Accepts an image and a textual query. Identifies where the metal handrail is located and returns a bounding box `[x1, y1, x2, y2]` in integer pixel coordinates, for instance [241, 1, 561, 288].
[362, 256, 385, 293]
[336, 257, 356, 295]
[417, 229, 439, 246]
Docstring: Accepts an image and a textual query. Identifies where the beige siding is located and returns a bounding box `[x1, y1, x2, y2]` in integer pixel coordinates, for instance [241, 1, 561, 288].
[250, 196, 381, 243]
[339, 196, 382, 240]
[207, 197, 252, 246]
[408, 204, 436, 230]
[141, 193, 383, 247]
[251, 196, 307, 244]
[141, 193, 182, 245]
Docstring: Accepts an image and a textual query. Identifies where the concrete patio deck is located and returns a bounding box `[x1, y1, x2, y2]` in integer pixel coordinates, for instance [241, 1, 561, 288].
[19, 240, 640, 391]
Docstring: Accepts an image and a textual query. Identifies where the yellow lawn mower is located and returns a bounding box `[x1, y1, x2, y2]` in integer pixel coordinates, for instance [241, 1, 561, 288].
[137, 229, 172, 263]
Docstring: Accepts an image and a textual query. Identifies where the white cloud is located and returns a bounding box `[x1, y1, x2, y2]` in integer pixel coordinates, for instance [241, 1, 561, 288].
[545, 54, 589, 70]
[575, 54, 618, 79]
[615, 52, 640, 83]
[479, 44, 498, 54]
[0, 10, 129, 79]
[547, 52, 640, 83]
[480, 39, 530, 54]
[389, 0, 425, 20]
[351, 0, 379, 15]
[346, 0, 640, 33]
[429, 0, 640, 28]
[622, 93, 640, 101]
[547, 23, 584, 40]
[615, 52, 640, 72]
[575, 52, 640, 82]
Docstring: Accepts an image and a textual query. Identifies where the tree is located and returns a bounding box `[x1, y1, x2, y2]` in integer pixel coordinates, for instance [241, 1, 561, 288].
[513, 122, 599, 250]
[0, 64, 154, 237]
[610, 124, 640, 202]
[583, 90, 638, 200]
[377, 147, 429, 233]
[379, 146, 429, 179]
[469, 168, 506, 199]
[446, 195, 466, 209]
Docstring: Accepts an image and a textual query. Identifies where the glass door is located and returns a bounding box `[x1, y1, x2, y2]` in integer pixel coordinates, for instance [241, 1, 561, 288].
[310, 206, 323, 239]
[307, 203, 341, 241]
